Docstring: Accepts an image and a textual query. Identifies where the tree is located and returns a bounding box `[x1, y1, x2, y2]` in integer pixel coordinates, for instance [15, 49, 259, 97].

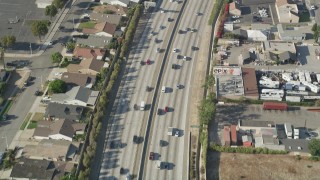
[312, 23, 318, 32]
[31, 21, 49, 41]
[66, 41, 75, 51]
[45, 5, 58, 19]
[53, 0, 66, 9]
[1, 35, 16, 48]
[51, 52, 63, 63]
[48, 79, 67, 93]
[309, 139, 320, 157]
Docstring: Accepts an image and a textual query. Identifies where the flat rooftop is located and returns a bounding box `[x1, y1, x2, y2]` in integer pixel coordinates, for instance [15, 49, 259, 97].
[242, 68, 259, 98]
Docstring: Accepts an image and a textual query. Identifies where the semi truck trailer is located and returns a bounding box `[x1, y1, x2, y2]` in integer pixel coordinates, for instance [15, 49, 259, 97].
[262, 102, 288, 111]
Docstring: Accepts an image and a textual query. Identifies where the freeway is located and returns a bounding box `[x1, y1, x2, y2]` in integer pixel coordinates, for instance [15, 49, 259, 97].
[143, 0, 214, 179]
[98, 1, 183, 179]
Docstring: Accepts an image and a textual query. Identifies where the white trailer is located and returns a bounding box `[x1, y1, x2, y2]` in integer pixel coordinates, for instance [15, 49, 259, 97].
[286, 90, 308, 96]
[294, 128, 299, 139]
[316, 74, 320, 83]
[305, 72, 312, 83]
[285, 96, 301, 102]
[302, 82, 320, 93]
[282, 73, 293, 82]
[260, 89, 284, 101]
[298, 72, 306, 82]
[284, 123, 293, 139]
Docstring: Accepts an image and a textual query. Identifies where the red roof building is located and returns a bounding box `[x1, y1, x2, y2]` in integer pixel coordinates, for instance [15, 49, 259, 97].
[223, 126, 231, 146]
[231, 125, 237, 145]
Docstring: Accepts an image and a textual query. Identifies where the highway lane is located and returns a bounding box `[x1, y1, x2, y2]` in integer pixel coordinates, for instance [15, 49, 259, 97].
[98, 1, 182, 179]
[144, 0, 214, 179]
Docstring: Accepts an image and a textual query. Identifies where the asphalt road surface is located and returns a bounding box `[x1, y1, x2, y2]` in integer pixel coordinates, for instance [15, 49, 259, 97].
[143, 0, 214, 179]
[98, 1, 183, 179]
[0, 0, 90, 152]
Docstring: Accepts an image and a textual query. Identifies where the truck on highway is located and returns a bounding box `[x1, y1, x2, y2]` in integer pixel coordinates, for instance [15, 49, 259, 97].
[140, 101, 145, 111]
[168, 127, 174, 136]
[284, 123, 293, 139]
[262, 102, 288, 111]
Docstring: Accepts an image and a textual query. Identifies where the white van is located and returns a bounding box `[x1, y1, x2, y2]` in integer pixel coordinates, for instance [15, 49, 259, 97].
[140, 101, 145, 111]
[161, 86, 166, 93]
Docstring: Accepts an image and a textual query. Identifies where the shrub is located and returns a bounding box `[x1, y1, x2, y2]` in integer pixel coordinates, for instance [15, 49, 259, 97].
[48, 79, 66, 93]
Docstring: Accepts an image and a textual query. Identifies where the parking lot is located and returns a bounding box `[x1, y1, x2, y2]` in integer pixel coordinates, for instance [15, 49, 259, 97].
[239, 3, 279, 25]
[0, 0, 50, 52]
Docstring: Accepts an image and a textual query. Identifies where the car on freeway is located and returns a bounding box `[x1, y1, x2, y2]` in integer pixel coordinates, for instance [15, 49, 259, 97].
[175, 130, 179, 137]
[196, 12, 201, 16]
[146, 86, 152, 92]
[183, 56, 187, 60]
[185, 27, 191, 31]
[172, 48, 178, 53]
[176, 84, 181, 89]
[150, 31, 155, 36]
[149, 152, 154, 160]
[164, 107, 169, 112]
[172, 64, 178, 69]
[157, 108, 162, 115]
[178, 29, 184, 34]
[140, 60, 145, 65]
[191, 46, 198, 51]
[146, 59, 151, 65]
[160, 25, 165, 29]
[168, 18, 174, 22]
[160, 140, 166, 147]
[191, 28, 197, 33]
[156, 48, 160, 53]
[160, 10, 165, 13]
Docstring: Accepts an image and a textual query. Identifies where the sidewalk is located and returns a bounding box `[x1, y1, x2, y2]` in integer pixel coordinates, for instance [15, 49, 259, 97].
[4, 0, 77, 58]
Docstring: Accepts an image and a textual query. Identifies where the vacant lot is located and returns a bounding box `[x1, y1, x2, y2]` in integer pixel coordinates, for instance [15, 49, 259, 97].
[207, 151, 320, 180]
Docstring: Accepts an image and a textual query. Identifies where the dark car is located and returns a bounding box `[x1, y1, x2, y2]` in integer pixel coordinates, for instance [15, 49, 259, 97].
[172, 64, 178, 69]
[168, 18, 174, 22]
[6, 62, 15, 67]
[149, 152, 154, 160]
[146, 86, 152, 92]
[2, 114, 8, 121]
[58, 26, 65, 30]
[178, 30, 184, 34]
[157, 108, 162, 115]
[34, 90, 41, 96]
[191, 46, 198, 51]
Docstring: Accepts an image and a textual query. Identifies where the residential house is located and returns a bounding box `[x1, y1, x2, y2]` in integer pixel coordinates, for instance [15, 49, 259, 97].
[83, 21, 117, 37]
[35, 0, 54, 8]
[10, 158, 71, 180]
[100, 0, 130, 7]
[229, 2, 241, 16]
[275, 0, 299, 23]
[22, 139, 79, 162]
[51, 86, 99, 107]
[33, 119, 86, 141]
[77, 35, 112, 48]
[261, 41, 297, 63]
[246, 30, 268, 41]
[44, 103, 84, 122]
[67, 58, 107, 76]
[89, 12, 122, 25]
[61, 72, 96, 89]
[93, 4, 128, 16]
[277, 24, 306, 41]
[73, 47, 106, 60]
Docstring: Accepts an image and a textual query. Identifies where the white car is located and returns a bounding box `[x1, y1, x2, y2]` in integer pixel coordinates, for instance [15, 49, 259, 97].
[232, 15, 239, 18]
[160, 10, 165, 13]
[311, 5, 316, 10]
[173, 48, 178, 53]
[47, 41, 53, 46]
[183, 56, 187, 60]
[233, 19, 240, 23]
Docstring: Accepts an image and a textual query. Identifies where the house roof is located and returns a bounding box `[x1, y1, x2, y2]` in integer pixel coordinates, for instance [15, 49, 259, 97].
[246, 30, 268, 39]
[22, 139, 78, 161]
[240, 120, 274, 127]
[61, 72, 96, 88]
[277, 24, 306, 38]
[242, 68, 259, 97]
[93, 4, 128, 16]
[73, 47, 105, 59]
[51, 86, 99, 106]
[83, 21, 117, 35]
[262, 41, 296, 53]
[67, 58, 105, 74]
[89, 12, 121, 24]
[10, 158, 55, 179]
[44, 103, 84, 121]
[76, 35, 112, 48]
[229, 2, 241, 11]
[34, 119, 86, 139]
[80, 58, 105, 72]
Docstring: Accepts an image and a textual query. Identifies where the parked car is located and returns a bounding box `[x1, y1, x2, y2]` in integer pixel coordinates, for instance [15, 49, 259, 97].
[34, 90, 41, 96]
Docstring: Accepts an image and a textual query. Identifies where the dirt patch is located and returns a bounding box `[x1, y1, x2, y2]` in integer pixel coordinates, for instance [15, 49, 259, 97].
[207, 151, 320, 180]
[31, 112, 44, 121]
